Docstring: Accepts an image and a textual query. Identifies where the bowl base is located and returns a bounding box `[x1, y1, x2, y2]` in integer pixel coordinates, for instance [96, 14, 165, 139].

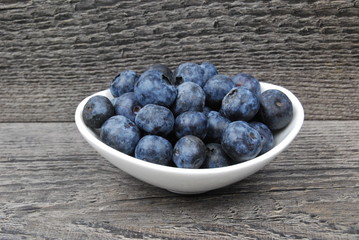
[166, 189, 208, 195]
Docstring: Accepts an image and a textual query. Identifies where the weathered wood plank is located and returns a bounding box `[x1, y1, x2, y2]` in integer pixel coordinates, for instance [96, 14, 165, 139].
[0, 0, 358, 122]
[0, 121, 358, 239]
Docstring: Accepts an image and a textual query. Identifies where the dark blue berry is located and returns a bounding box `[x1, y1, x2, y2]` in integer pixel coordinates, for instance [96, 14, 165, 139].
[175, 111, 207, 140]
[100, 115, 141, 155]
[221, 121, 262, 163]
[135, 104, 174, 136]
[202, 143, 231, 168]
[200, 62, 218, 83]
[111, 92, 142, 122]
[147, 63, 175, 85]
[135, 135, 173, 166]
[205, 111, 231, 143]
[172, 82, 205, 116]
[221, 87, 260, 121]
[83, 95, 115, 129]
[134, 69, 177, 108]
[172, 135, 206, 169]
[110, 70, 139, 97]
[174, 62, 205, 87]
[258, 89, 293, 130]
[248, 121, 274, 155]
[202, 106, 213, 117]
[203, 74, 235, 109]
[232, 73, 261, 97]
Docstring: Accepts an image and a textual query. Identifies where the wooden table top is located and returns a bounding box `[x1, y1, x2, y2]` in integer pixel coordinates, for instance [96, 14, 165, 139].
[1, 1, 358, 239]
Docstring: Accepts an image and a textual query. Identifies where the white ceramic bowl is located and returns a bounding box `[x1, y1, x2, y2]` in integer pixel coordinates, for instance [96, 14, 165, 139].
[75, 82, 304, 194]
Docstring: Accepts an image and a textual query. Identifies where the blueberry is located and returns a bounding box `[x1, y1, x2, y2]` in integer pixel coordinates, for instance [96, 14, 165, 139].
[134, 69, 177, 108]
[172, 135, 206, 168]
[221, 87, 260, 121]
[205, 111, 231, 143]
[135, 135, 173, 166]
[175, 111, 207, 140]
[221, 121, 262, 163]
[110, 70, 139, 97]
[135, 104, 174, 136]
[100, 115, 141, 155]
[248, 121, 274, 155]
[172, 82, 205, 116]
[148, 63, 175, 85]
[258, 89, 293, 130]
[202, 143, 231, 168]
[174, 62, 205, 87]
[111, 92, 142, 122]
[82, 95, 115, 129]
[202, 106, 213, 117]
[200, 62, 218, 83]
[203, 74, 235, 109]
[232, 73, 261, 97]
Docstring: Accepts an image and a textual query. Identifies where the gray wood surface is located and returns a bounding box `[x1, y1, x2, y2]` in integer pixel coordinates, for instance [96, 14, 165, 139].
[0, 121, 358, 239]
[1, 0, 359, 122]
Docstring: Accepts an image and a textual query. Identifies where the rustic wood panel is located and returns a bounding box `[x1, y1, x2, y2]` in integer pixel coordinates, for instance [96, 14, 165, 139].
[0, 121, 358, 239]
[0, 0, 358, 122]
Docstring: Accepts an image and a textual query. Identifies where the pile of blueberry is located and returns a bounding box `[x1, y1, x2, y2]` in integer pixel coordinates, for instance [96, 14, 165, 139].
[82, 62, 293, 169]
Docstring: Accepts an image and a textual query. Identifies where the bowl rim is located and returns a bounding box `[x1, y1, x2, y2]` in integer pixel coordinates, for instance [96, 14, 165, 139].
[75, 82, 304, 176]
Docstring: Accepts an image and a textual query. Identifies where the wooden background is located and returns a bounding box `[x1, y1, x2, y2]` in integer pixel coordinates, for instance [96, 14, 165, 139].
[1, 0, 358, 239]
[1, 0, 358, 122]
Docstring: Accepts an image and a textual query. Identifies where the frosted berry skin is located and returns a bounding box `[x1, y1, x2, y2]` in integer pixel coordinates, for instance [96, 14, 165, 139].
[221, 87, 260, 122]
[172, 82, 206, 116]
[203, 74, 235, 109]
[82, 95, 115, 129]
[205, 111, 231, 143]
[200, 62, 218, 83]
[100, 115, 141, 156]
[175, 111, 207, 140]
[221, 121, 263, 163]
[248, 121, 274, 155]
[232, 73, 261, 97]
[202, 143, 231, 168]
[202, 106, 213, 117]
[148, 63, 175, 85]
[258, 89, 293, 131]
[172, 135, 206, 169]
[110, 70, 139, 97]
[135, 104, 174, 136]
[134, 69, 177, 108]
[135, 135, 173, 166]
[111, 92, 142, 122]
[174, 62, 205, 87]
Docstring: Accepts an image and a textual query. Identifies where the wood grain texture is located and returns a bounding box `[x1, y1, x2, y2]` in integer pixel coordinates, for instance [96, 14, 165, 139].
[0, 0, 358, 122]
[0, 121, 358, 239]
